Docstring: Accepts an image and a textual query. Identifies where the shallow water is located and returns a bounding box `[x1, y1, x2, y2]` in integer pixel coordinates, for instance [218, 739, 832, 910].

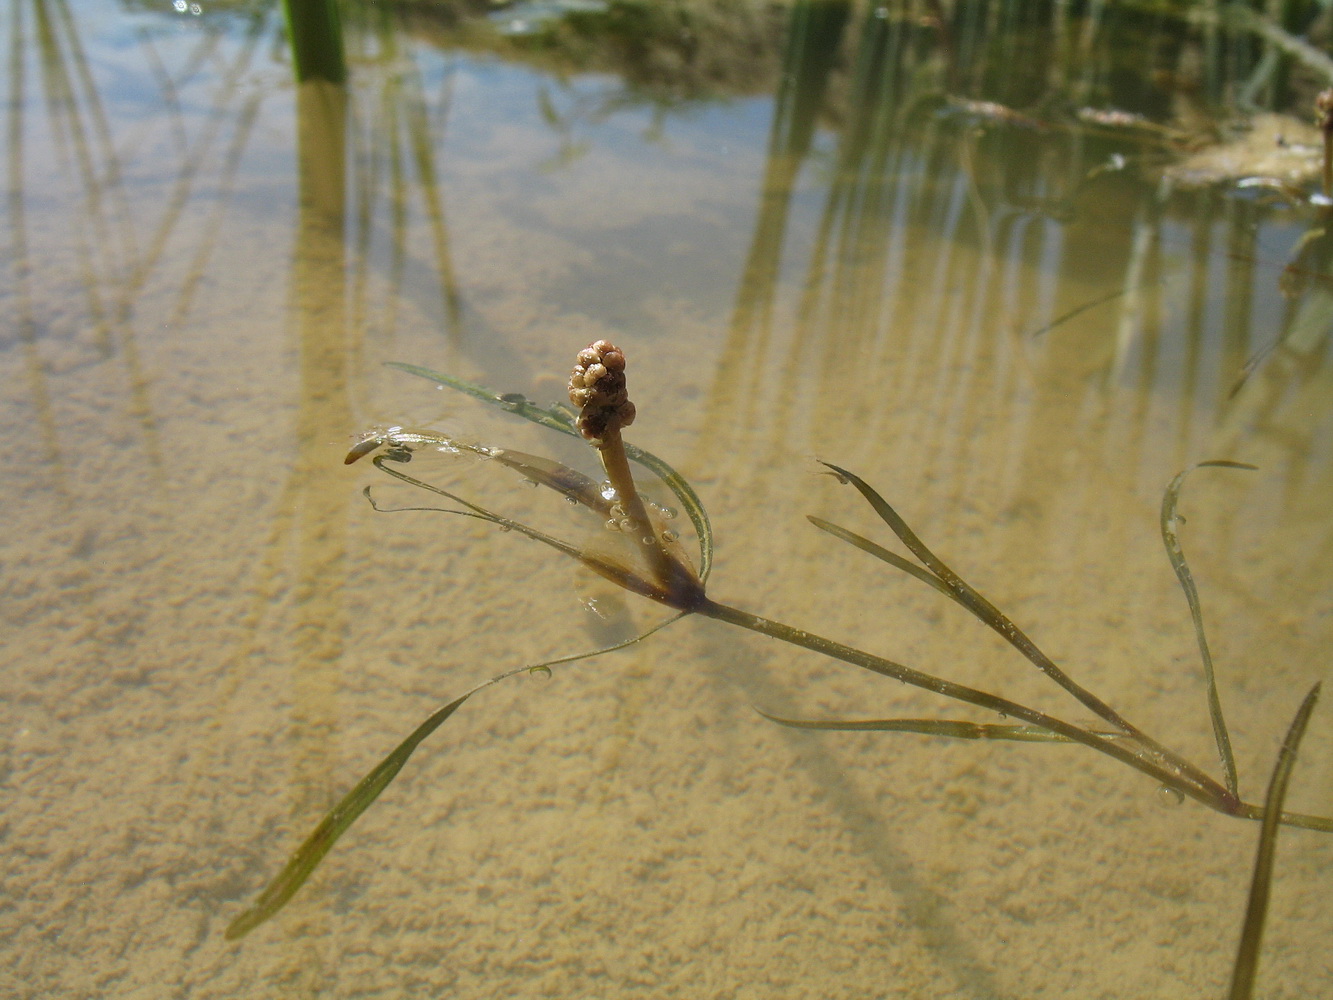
[2, 1, 1332, 997]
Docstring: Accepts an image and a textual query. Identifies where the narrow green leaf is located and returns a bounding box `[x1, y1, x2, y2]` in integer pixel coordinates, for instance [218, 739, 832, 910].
[806, 515, 955, 602]
[385, 362, 581, 436]
[1161, 460, 1256, 800]
[1228, 683, 1321, 1000]
[368, 457, 687, 606]
[756, 708, 1074, 742]
[225, 692, 472, 940]
[349, 425, 614, 515]
[489, 447, 614, 514]
[226, 611, 690, 940]
[818, 461, 1140, 738]
[622, 442, 713, 583]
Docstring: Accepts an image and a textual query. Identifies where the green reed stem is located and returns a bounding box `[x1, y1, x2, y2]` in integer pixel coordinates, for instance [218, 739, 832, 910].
[283, 0, 346, 84]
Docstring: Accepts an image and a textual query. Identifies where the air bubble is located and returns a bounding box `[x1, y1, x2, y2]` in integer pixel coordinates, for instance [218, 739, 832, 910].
[564, 496, 578, 505]
[600, 483, 618, 501]
[173, 0, 187, 9]
[641, 536, 655, 545]
[619, 518, 639, 532]
[190, 2, 202, 13]
[1156, 785, 1185, 806]
[605, 519, 621, 531]
[662, 529, 679, 542]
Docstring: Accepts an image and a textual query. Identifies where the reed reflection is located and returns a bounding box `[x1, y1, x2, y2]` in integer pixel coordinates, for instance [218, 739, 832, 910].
[703, 0, 1331, 501]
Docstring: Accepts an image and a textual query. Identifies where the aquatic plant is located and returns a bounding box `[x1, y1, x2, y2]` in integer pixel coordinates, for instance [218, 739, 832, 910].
[1227, 681, 1320, 1000]
[226, 341, 1328, 994]
[283, 0, 346, 84]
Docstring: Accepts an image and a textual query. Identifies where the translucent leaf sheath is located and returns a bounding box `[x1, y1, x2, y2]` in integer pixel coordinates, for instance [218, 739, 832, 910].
[383, 362, 714, 581]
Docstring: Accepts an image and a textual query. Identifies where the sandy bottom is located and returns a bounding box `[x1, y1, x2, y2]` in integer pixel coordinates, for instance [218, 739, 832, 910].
[2, 9, 1332, 999]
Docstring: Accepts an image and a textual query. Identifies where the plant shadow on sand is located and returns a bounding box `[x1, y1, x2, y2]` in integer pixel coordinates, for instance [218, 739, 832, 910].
[226, 342, 1327, 998]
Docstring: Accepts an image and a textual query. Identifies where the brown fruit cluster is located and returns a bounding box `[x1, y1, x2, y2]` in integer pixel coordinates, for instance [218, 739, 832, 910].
[569, 340, 636, 444]
[1318, 87, 1333, 132]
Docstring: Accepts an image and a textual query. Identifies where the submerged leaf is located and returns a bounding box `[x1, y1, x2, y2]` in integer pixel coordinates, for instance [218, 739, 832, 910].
[385, 361, 581, 436]
[1161, 460, 1256, 799]
[756, 709, 1073, 742]
[806, 515, 954, 602]
[225, 692, 473, 940]
[345, 426, 614, 514]
[384, 361, 713, 581]
[817, 461, 1141, 739]
[368, 455, 696, 608]
[226, 613, 690, 939]
[1228, 683, 1321, 1000]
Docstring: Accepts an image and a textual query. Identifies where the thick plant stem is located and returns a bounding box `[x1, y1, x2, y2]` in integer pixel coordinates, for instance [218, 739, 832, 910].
[569, 339, 706, 610]
[695, 597, 1240, 814]
[283, 0, 346, 84]
[1318, 89, 1333, 199]
[597, 423, 705, 610]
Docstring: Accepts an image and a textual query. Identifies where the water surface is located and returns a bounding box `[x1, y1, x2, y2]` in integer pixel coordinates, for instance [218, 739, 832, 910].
[2, 2, 1332, 997]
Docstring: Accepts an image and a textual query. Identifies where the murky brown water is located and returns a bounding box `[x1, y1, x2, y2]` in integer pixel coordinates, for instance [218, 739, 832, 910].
[3, 2, 1331, 997]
